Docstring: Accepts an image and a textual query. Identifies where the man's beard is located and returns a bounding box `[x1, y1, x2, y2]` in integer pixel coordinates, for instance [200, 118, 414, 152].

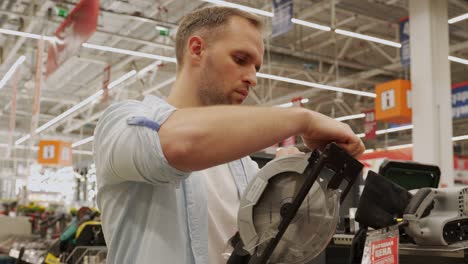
[198, 57, 231, 106]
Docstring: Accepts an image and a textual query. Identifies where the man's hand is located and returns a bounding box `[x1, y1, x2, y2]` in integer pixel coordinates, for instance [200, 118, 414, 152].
[301, 111, 365, 158]
[275, 146, 303, 158]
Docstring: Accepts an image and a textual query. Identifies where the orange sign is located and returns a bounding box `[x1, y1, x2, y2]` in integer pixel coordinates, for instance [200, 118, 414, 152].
[38, 140, 72, 166]
[375, 79, 412, 123]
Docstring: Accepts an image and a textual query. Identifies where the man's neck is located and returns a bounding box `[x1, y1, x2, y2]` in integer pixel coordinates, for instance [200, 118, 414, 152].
[166, 69, 203, 108]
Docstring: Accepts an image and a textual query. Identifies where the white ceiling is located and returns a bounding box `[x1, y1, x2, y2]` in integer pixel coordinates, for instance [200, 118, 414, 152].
[0, 0, 467, 171]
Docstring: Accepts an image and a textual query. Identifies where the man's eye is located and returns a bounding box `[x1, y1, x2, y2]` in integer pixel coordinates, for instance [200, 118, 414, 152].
[234, 56, 247, 65]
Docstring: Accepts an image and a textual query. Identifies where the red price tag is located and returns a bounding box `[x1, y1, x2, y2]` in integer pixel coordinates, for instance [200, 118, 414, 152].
[370, 236, 398, 264]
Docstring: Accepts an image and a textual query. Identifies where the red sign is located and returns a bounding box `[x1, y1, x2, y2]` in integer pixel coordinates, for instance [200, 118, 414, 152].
[370, 236, 398, 264]
[364, 109, 377, 139]
[455, 156, 468, 170]
[46, 0, 100, 77]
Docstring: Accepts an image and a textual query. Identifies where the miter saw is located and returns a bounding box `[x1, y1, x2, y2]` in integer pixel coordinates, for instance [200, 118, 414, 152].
[228, 143, 363, 264]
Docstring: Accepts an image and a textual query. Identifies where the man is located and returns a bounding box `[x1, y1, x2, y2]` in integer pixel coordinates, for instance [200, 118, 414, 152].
[93, 6, 364, 264]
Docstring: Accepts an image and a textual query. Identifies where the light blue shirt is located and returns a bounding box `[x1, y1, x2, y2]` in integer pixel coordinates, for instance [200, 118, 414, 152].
[93, 95, 259, 264]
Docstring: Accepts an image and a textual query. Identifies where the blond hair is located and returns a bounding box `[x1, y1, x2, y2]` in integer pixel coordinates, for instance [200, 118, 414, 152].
[175, 6, 263, 68]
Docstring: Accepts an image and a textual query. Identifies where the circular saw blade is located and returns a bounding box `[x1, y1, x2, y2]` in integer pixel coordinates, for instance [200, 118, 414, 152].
[252, 170, 340, 264]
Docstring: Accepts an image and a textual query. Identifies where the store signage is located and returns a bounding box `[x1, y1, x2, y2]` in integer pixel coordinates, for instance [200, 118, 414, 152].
[272, 0, 293, 38]
[375, 79, 412, 124]
[455, 156, 468, 170]
[38, 140, 72, 166]
[370, 236, 398, 264]
[364, 110, 377, 139]
[452, 81, 468, 119]
[46, 0, 100, 77]
[362, 226, 399, 264]
[399, 17, 410, 67]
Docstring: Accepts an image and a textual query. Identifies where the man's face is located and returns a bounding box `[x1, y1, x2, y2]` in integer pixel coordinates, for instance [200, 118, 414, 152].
[198, 16, 264, 105]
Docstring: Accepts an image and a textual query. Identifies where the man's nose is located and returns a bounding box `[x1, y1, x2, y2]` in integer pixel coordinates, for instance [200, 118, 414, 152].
[243, 66, 257, 87]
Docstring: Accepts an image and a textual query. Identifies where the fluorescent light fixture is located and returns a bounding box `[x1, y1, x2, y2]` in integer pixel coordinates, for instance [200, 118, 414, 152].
[276, 98, 309, 107]
[362, 134, 468, 154]
[72, 136, 94, 148]
[257, 72, 376, 98]
[363, 149, 375, 154]
[0, 55, 26, 91]
[386, 143, 413, 150]
[108, 70, 137, 90]
[82, 43, 177, 63]
[453, 134, 468, 142]
[0, 28, 57, 42]
[335, 113, 365, 122]
[200, 0, 273, 17]
[0, 143, 91, 155]
[449, 55, 468, 65]
[137, 61, 162, 78]
[357, 124, 413, 138]
[376, 124, 413, 135]
[71, 149, 93, 155]
[277, 102, 293, 108]
[15, 70, 136, 145]
[155, 26, 169, 31]
[335, 29, 402, 48]
[448, 13, 468, 24]
[291, 18, 331, 31]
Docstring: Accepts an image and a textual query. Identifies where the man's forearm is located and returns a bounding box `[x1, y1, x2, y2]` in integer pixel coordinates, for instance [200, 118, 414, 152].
[159, 105, 310, 171]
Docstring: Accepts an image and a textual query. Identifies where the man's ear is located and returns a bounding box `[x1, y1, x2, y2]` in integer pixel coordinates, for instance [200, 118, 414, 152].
[187, 35, 205, 63]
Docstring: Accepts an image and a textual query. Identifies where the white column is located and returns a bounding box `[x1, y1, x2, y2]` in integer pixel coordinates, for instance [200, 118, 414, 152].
[409, 0, 454, 187]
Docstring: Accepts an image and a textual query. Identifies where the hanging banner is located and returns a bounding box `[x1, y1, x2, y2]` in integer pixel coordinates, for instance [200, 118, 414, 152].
[30, 38, 44, 141]
[399, 17, 410, 67]
[272, 0, 293, 38]
[6, 70, 20, 158]
[452, 81, 468, 119]
[46, 0, 100, 77]
[101, 64, 111, 103]
[364, 109, 377, 139]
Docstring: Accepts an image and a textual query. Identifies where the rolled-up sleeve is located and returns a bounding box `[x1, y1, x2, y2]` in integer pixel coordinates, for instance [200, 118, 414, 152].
[93, 99, 189, 186]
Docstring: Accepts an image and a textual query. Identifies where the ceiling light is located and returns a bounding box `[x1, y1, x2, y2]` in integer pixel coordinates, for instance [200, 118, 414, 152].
[453, 134, 468, 142]
[0, 28, 57, 42]
[257, 72, 376, 98]
[72, 136, 94, 148]
[81, 43, 177, 63]
[357, 124, 413, 138]
[291, 18, 331, 31]
[15, 70, 136, 145]
[386, 143, 413, 150]
[449, 56, 468, 65]
[137, 61, 162, 78]
[448, 13, 468, 24]
[155, 26, 169, 31]
[0, 55, 26, 91]
[335, 113, 365, 122]
[363, 134, 468, 154]
[376, 124, 413, 135]
[277, 102, 293, 108]
[200, 0, 273, 17]
[335, 29, 402, 48]
[71, 150, 93, 155]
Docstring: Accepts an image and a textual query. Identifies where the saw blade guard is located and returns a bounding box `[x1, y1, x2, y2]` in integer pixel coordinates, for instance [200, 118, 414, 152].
[237, 153, 341, 263]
